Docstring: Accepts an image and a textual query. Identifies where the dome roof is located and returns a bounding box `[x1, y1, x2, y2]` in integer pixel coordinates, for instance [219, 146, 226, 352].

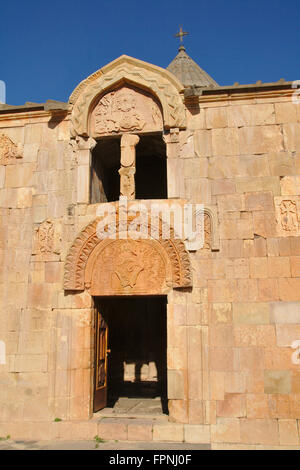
[167, 45, 218, 88]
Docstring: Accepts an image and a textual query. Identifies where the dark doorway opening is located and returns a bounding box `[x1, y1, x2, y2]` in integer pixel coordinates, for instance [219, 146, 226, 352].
[94, 296, 168, 414]
[90, 133, 167, 203]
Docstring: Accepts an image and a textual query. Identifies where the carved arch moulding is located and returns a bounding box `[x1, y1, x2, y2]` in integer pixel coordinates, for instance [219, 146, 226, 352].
[64, 214, 192, 296]
[69, 55, 186, 137]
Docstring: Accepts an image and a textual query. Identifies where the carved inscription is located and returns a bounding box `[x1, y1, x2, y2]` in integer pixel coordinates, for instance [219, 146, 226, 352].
[90, 86, 163, 137]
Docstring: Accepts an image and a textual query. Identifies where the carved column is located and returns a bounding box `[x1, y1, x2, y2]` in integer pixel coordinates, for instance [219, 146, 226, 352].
[164, 129, 185, 199]
[75, 136, 97, 204]
[119, 133, 140, 200]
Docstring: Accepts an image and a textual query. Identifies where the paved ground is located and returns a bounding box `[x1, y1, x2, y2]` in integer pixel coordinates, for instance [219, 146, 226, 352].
[96, 397, 166, 417]
[0, 439, 210, 450]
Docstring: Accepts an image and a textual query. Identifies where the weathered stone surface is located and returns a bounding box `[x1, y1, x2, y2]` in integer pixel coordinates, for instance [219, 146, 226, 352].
[184, 424, 210, 443]
[238, 125, 283, 155]
[283, 123, 300, 151]
[153, 423, 184, 442]
[233, 302, 270, 324]
[206, 107, 228, 129]
[194, 130, 212, 157]
[217, 394, 246, 418]
[278, 419, 299, 445]
[275, 102, 298, 124]
[240, 419, 279, 445]
[212, 128, 239, 156]
[228, 104, 275, 127]
[264, 370, 291, 394]
[211, 418, 240, 443]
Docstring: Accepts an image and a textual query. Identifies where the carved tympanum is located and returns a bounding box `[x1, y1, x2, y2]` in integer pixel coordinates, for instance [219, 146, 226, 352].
[90, 86, 163, 137]
[89, 239, 166, 295]
[70, 56, 186, 137]
[0, 134, 22, 164]
[64, 210, 192, 294]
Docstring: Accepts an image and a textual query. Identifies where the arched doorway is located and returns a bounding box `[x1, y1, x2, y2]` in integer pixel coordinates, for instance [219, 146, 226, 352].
[93, 295, 168, 413]
[64, 210, 192, 413]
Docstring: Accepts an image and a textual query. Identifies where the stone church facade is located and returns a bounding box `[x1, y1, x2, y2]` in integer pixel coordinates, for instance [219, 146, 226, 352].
[0, 47, 300, 448]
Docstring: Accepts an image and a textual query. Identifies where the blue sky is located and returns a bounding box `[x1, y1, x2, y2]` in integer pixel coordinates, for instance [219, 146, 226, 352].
[1, 0, 299, 105]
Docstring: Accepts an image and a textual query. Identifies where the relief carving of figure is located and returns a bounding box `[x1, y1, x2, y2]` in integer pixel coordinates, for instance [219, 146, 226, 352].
[114, 243, 145, 288]
[93, 88, 145, 134]
[90, 86, 163, 137]
[91, 239, 166, 295]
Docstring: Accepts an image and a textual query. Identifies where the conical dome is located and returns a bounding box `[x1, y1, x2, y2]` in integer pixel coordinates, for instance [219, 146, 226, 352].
[167, 45, 218, 88]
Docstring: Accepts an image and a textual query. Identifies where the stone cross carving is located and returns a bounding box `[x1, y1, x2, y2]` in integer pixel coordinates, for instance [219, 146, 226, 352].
[119, 134, 140, 199]
[280, 200, 298, 231]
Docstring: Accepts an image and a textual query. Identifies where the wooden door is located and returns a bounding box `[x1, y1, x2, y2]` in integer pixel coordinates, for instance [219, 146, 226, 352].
[94, 301, 108, 412]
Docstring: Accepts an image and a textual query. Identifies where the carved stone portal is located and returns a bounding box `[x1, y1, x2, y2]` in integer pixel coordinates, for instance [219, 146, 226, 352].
[89, 86, 163, 138]
[64, 212, 192, 295]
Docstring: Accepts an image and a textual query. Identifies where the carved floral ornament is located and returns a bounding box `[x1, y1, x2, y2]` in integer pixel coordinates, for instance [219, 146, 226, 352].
[69, 55, 186, 137]
[64, 212, 192, 296]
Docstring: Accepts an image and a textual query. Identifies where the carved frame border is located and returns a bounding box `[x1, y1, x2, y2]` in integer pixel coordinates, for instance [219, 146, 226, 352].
[204, 206, 220, 251]
[69, 55, 186, 137]
[64, 216, 192, 292]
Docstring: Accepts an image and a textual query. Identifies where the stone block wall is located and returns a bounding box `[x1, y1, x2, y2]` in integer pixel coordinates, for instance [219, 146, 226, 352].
[0, 85, 300, 447]
[174, 89, 300, 446]
[0, 114, 95, 423]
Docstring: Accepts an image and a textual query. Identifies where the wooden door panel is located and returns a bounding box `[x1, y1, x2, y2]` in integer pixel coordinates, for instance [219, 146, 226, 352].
[94, 305, 108, 412]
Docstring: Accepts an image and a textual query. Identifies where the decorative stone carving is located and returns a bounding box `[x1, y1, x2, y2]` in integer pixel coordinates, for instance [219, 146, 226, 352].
[37, 220, 54, 254]
[280, 200, 298, 231]
[32, 219, 62, 260]
[90, 86, 162, 137]
[64, 207, 192, 294]
[200, 213, 211, 251]
[188, 206, 220, 253]
[0, 134, 22, 164]
[69, 55, 186, 137]
[119, 133, 139, 199]
[88, 239, 167, 295]
[275, 196, 300, 237]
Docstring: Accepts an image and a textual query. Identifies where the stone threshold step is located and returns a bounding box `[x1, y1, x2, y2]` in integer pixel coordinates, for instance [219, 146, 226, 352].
[96, 418, 210, 443]
[92, 413, 169, 421]
[0, 421, 211, 444]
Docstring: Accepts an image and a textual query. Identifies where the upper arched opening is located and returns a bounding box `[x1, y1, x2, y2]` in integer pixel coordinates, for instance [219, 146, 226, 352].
[69, 55, 186, 137]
